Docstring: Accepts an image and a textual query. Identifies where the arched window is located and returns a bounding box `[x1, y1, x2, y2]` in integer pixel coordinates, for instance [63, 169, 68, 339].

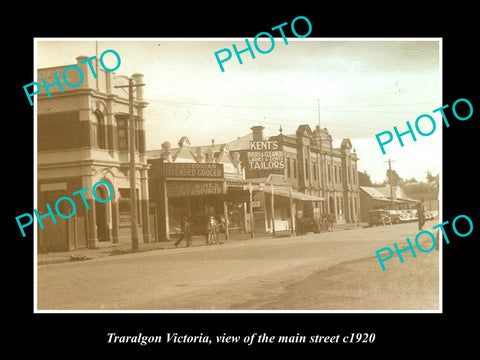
[93, 111, 106, 149]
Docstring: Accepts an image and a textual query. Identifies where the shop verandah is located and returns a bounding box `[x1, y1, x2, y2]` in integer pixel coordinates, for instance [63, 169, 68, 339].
[228, 178, 325, 238]
[149, 177, 325, 243]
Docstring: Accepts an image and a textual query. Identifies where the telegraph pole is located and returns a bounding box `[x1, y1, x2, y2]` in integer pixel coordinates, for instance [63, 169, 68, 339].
[249, 182, 255, 239]
[384, 158, 396, 210]
[115, 76, 145, 250]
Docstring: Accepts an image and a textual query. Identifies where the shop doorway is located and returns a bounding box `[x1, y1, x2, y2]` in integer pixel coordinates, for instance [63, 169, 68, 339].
[94, 183, 112, 242]
[329, 196, 334, 215]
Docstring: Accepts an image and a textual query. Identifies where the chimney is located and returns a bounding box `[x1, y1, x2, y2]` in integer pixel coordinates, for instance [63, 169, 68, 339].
[195, 147, 204, 163]
[76, 55, 89, 64]
[206, 148, 214, 163]
[251, 126, 265, 141]
[132, 73, 144, 100]
[161, 141, 172, 162]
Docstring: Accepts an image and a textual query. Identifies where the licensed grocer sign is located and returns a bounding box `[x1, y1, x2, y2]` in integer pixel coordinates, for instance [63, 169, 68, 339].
[163, 163, 224, 178]
[246, 140, 285, 178]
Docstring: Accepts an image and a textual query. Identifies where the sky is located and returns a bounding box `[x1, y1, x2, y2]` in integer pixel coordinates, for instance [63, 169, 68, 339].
[36, 38, 442, 183]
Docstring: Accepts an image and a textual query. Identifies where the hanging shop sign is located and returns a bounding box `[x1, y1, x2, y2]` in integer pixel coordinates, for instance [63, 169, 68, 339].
[245, 140, 285, 178]
[167, 181, 225, 198]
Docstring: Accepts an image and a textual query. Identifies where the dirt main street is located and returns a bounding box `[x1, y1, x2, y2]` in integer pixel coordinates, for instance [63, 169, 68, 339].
[232, 250, 438, 310]
[36, 220, 440, 311]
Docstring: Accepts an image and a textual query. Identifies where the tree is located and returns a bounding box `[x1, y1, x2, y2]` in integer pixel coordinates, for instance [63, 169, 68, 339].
[404, 172, 439, 201]
[386, 169, 404, 186]
[358, 170, 373, 187]
[405, 177, 418, 184]
[426, 171, 439, 186]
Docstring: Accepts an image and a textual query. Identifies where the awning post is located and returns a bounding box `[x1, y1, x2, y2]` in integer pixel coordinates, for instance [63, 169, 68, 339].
[223, 200, 229, 242]
[249, 182, 255, 239]
[289, 185, 295, 235]
[271, 183, 275, 237]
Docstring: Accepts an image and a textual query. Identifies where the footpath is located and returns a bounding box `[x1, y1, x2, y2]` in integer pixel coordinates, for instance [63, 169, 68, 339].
[36, 224, 362, 266]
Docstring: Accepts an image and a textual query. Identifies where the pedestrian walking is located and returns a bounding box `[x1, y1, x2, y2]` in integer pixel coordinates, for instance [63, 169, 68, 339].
[322, 215, 329, 233]
[330, 213, 336, 231]
[213, 217, 220, 244]
[219, 215, 226, 243]
[207, 216, 217, 245]
[296, 215, 304, 235]
[174, 216, 192, 247]
[313, 217, 321, 234]
[416, 198, 426, 231]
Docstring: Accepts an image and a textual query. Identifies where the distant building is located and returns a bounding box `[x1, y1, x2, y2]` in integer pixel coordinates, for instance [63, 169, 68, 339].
[376, 185, 419, 206]
[37, 56, 151, 252]
[359, 186, 417, 222]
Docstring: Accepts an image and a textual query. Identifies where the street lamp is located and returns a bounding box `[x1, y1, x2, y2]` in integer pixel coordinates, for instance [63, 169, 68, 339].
[114, 75, 145, 250]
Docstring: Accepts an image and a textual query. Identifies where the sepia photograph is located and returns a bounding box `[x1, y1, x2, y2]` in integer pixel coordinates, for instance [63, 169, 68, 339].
[33, 38, 442, 312]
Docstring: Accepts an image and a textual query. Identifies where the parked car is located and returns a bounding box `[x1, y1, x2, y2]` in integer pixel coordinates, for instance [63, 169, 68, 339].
[368, 209, 391, 227]
[425, 210, 438, 220]
[403, 210, 417, 222]
[386, 210, 403, 224]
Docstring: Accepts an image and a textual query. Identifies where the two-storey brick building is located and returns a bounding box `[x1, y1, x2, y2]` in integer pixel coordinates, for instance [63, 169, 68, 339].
[37, 55, 151, 252]
[229, 124, 360, 232]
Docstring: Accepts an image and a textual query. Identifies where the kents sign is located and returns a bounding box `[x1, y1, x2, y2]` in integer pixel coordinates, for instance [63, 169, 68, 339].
[245, 140, 285, 178]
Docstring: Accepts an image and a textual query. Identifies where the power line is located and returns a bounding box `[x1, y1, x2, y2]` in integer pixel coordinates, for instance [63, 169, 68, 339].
[145, 97, 435, 111]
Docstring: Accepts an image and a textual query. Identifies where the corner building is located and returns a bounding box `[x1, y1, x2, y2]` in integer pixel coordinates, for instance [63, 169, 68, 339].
[36, 55, 151, 252]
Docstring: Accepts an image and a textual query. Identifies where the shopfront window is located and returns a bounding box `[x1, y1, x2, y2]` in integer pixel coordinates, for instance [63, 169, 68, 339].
[227, 202, 246, 231]
[168, 197, 188, 234]
[118, 188, 140, 227]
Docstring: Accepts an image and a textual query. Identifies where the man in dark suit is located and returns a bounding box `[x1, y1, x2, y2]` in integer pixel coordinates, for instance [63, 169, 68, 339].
[175, 217, 192, 247]
[415, 198, 426, 231]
